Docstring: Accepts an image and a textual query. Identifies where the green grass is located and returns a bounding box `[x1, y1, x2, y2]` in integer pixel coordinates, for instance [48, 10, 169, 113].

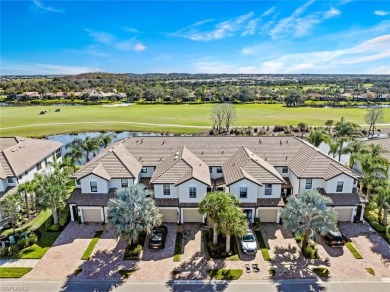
[345, 242, 363, 259]
[364, 206, 390, 243]
[118, 269, 134, 279]
[312, 267, 329, 277]
[208, 269, 243, 280]
[1, 209, 52, 237]
[123, 244, 143, 261]
[366, 267, 375, 276]
[1, 104, 389, 137]
[0, 267, 33, 278]
[74, 268, 83, 276]
[81, 230, 104, 260]
[173, 232, 183, 262]
[16, 229, 61, 259]
[254, 230, 271, 261]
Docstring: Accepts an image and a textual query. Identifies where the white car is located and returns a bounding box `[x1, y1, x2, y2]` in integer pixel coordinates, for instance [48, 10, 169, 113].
[240, 229, 257, 254]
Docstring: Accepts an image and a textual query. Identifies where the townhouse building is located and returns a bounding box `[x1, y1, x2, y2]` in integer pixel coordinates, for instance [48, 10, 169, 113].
[0, 137, 63, 220]
[68, 136, 366, 224]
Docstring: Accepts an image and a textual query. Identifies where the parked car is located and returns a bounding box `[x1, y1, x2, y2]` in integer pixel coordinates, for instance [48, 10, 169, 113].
[240, 229, 257, 254]
[325, 230, 345, 247]
[148, 225, 168, 249]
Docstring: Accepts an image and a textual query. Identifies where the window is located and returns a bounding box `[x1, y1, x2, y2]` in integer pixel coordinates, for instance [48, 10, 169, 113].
[90, 181, 98, 192]
[305, 178, 312, 189]
[36, 162, 42, 171]
[163, 184, 170, 196]
[7, 177, 15, 184]
[240, 186, 248, 198]
[265, 184, 272, 196]
[189, 187, 197, 198]
[282, 167, 288, 174]
[141, 167, 147, 173]
[336, 181, 344, 192]
[55, 149, 61, 159]
[121, 179, 129, 188]
[216, 167, 223, 173]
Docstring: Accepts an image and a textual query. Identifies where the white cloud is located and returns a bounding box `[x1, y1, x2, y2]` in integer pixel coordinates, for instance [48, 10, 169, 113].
[123, 27, 142, 34]
[242, 6, 276, 36]
[270, 1, 340, 39]
[374, 10, 390, 16]
[364, 66, 390, 74]
[1, 61, 101, 75]
[87, 30, 146, 52]
[171, 12, 256, 41]
[32, 0, 64, 13]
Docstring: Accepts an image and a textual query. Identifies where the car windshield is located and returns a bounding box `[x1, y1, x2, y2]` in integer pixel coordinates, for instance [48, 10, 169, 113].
[242, 234, 254, 242]
[151, 230, 162, 242]
[328, 231, 343, 240]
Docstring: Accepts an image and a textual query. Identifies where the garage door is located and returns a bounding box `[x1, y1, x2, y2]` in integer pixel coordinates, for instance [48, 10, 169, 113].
[335, 208, 354, 222]
[259, 208, 277, 223]
[82, 209, 102, 222]
[183, 209, 203, 223]
[160, 209, 177, 222]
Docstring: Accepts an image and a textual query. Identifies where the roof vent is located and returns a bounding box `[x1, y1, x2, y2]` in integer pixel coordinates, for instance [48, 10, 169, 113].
[175, 152, 179, 155]
[201, 151, 204, 155]
[20, 138, 25, 141]
[285, 156, 288, 160]
[162, 139, 165, 145]
[265, 157, 267, 161]
[259, 139, 262, 144]
[222, 150, 224, 154]
[286, 140, 289, 144]
[280, 140, 283, 146]
[19, 145, 25, 148]
[12, 148, 18, 152]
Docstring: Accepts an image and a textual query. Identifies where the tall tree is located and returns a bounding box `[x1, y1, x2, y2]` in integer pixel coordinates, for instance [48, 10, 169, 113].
[34, 164, 69, 225]
[333, 117, 362, 138]
[281, 190, 338, 250]
[219, 204, 248, 253]
[345, 140, 368, 168]
[107, 185, 162, 244]
[199, 192, 239, 245]
[210, 104, 225, 133]
[365, 108, 384, 138]
[324, 120, 334, 134]
[374, 184, 390, 225]
[222, 104, 237, 133]
[16, 182, 34, 219]
[302, 130, 330, 147]
[97, 133, 117, 148]
[65, 136, 101, 163]
[0, 195, 20, 234]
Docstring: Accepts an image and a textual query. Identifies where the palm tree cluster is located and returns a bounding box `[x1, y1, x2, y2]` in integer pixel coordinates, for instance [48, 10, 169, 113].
[199, 192, 248, 253]
[107, 185, 162, 244]
[65, 133, 116, 165]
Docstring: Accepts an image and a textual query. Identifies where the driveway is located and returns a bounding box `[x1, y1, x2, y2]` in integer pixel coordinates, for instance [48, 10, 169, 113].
[26, 222, 100, 279]
[339, 221, 390, 279]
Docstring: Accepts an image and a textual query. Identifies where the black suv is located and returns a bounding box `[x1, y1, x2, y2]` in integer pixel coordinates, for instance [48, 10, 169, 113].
[325, 230, 345, 247]
[148, 226, 168, 249]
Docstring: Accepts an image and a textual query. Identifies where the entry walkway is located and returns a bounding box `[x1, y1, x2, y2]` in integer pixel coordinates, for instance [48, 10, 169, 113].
[0, 259, 40, 268]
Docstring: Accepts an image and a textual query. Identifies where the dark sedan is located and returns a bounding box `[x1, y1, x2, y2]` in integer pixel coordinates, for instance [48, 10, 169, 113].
[325, 230, 345, 247]
[148, 225, 168, 249]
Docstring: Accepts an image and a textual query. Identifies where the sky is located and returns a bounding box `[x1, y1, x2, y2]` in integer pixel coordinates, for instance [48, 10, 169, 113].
[1, 0, 390, 75]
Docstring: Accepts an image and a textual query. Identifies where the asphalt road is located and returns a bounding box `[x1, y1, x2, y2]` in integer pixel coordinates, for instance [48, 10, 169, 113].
[1, 279, 389, 292]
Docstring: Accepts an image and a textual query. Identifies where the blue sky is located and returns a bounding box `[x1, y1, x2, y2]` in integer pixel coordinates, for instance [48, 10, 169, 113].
[1, 0, 390, 75]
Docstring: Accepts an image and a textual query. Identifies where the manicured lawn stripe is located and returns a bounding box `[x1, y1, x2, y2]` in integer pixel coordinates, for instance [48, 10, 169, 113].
[81, 230, 104, 260]
[254, 230, 271, 261]
[366, 267, 375, 276]
[17, 230, 61, 259]
[1, 104, 389, 137]
[173, 232, 183, 262]
[208, 269, 243, 280]
[0, 267, 32, 278]
[345, 242, 363, 259]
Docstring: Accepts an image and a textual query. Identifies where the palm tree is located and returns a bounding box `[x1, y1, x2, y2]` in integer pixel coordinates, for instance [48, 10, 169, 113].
[97, 133, 116, 148]
[64, 147, 84, 165]
[107, 185, 162, 244]
[199, 192, 239, 245]
[375, 184, 390, 225]
[333, 117, 362, 138]
[345, 140, 368, 168]
[302, 130, 330, 147]
[0, 195, 21, 234]
[17, 182, 34, 219]
[281, 190, 338, 250]
[65, 136, 100, 163]
[219, 204, 248, 253]
[34, 164, 69, 225]
[328, 139, 340, 159]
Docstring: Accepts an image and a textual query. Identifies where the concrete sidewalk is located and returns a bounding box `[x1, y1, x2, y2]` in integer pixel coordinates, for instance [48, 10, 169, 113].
[0, 259, 40, 268]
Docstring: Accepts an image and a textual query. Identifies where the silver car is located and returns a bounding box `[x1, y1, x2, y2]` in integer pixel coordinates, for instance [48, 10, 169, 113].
[240, 229, 257, 254]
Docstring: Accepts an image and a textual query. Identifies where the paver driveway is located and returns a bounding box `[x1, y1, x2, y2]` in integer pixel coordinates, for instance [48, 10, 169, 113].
[26, 222, 100, 279]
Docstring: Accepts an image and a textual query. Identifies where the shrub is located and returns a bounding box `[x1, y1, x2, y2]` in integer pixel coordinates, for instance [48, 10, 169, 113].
[58, 208, 69, 228]
[312, 267, 329, 277]
[0, 247, 8, 257]
[273, 125, 286, 132]
[28, 233, 38, 245]
[123, 244, 143, 260]
[7, 245, 19, 256]
[17, 238, 29, 250]
[173, 232, 183, 262]
[47, 224, 59, 232]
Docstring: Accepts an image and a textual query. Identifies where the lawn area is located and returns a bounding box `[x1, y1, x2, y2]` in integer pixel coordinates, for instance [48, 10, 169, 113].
[254, 230, 271, 261]
[0, 267, 32, 278]
[345, 242, 363, 259]
[81, 230, 104, 260]
[16, 229, 61, 259]
[208, 269, 243, 280]
[1, 104, 389, 137]
[173, 231, 183, 262]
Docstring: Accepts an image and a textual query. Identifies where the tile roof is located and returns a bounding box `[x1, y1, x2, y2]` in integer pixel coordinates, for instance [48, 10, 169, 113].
[67, 188, 116, 206]
[0, 137, 62, 177]
[154, 198, 179, 207]
[366, 138, 390, 161]
[223, 147, 285, 186]
[151, 146, 211, 186]
[317, 188, 363, 206]
[257, 198, 285, 207]
[73, 142, 142, 180]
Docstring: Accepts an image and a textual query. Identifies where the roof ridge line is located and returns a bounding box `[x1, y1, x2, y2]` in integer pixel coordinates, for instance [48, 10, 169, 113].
[112, 146, 135, 176]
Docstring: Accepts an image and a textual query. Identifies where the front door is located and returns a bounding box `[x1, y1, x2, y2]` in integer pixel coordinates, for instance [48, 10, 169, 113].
[243, 209, 253, 223]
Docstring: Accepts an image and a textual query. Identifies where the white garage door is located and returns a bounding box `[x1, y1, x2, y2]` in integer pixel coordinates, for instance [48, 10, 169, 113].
[183, 209, 203, 223]
[160, 209, 177, 222]
[82, 209, 102, 222]
[259, 208, 277, 223]
[335, 208, 354, 222]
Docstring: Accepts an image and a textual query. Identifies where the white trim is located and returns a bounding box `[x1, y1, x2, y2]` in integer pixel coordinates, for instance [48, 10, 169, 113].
[69, 204, 75, 221]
